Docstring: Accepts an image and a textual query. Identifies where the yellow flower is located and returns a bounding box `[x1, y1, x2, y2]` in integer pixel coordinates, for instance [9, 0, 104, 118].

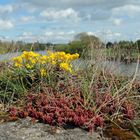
[21, 51, 40, 61]
[68, 53, 79, 61]
[40, 56, 48, 64]
[21, 51, 31, 60]
[47, 50, 53, 56]
[72, 53, 79, 59]
[14, 63, 22, 68]
[51, 60, 56, 65]
[40, 68, 47, 77]
[11, 51, 79, 73]
[30, 58, 36, 64]
[25, 64, 32, 69]
[60, 62, 72, 73]
[12, 56, 22, 68]
[12, 56, 22, 63]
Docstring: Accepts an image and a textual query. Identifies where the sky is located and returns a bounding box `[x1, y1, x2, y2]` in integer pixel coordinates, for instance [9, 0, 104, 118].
[0, 0, 140, 43]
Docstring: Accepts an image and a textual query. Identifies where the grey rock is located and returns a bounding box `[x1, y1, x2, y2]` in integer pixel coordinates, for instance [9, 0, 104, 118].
[0, 119, 108, 140]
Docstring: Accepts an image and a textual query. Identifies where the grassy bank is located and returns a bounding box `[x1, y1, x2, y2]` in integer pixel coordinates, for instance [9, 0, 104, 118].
[0, 50, 140, 139]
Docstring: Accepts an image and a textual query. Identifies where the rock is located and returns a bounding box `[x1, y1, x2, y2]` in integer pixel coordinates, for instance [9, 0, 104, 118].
[0, 119, 107, 140]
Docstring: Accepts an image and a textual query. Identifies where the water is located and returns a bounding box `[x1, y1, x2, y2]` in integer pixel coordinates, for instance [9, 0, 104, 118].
[73, 59, 140, 79]
[0, 52, 21, 61]
[0, 51, 140, 79]
[0, 51, 47, 61]
[100, 60, 140, 77]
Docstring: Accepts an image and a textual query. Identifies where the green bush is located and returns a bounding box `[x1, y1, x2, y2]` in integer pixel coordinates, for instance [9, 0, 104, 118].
[54, 41, 88, 58]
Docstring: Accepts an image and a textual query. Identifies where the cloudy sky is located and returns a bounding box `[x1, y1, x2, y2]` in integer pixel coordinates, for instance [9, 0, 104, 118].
[0, 0, 140, 43]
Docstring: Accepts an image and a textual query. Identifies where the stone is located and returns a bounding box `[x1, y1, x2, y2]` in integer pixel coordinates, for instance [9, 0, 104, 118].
[0, 119, 108, 140]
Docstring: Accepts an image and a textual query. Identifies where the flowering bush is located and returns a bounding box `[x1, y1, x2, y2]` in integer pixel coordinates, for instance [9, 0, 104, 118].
[12, 51, 79, 75]
[0, 51, 79, 102]
[12, 51, 79, 87]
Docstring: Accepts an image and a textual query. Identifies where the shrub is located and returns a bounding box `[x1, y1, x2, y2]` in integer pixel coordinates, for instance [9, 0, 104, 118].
[0, 51, 79, 102]
[54, 41, 88, 58]
[8, 86, 135, 132]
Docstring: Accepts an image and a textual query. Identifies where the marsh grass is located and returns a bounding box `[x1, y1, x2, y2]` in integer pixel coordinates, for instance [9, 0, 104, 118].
[84, 40, 140, 136]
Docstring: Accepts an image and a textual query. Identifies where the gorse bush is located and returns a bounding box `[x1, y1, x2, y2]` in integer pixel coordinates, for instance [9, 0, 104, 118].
[0, 51, 79, 102]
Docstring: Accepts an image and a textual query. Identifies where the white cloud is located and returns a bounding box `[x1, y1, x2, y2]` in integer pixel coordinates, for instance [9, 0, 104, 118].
[113, 18, 123, 26]
[95, 30, 122, 41]
[16, 30, 75, 43]
[19, 0, 138, 9]
[105, 30, 121, 38]
[1, 0, 140, 42]
[67, 30, 75, 35]
[22, 32, 32, 36]
[17, 32, 36, 42]
[0, 5, 13, 14]
[44, 30, 75, 37]
[0, 20, 14, 30]
[87, 32, 96, 36]
[0, 35, 5, 40]
[15, 0, 140, 22]
[44, 31, 54, 36]
[0, 35, 9, 41]
[42, 30, 76, 42]
[40, 8, 80, 21]
[112, 4, 140, 17]
[114, 32, 121, 37]
[20, 16, 34, 22]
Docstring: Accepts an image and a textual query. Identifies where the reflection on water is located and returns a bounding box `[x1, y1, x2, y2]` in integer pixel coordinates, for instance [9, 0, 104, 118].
[73, 59, 140, 79]
[0, 51, 140, 79]
[0, 51, 47, 61]
[101, 60, 140, 78]
[0, 52, 21, 61]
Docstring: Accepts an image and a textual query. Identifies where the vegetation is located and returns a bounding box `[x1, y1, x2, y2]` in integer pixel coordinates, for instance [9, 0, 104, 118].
[54, 32, 103, 58]
[54, 33, 140, 62]
[0, 41, 52, 54]
[0, 51, 79, 102]
[0, 33, 140, 62]
[0, 33, 140, 139]
[0, 49, 139, 139]
[54, 42, 86, 58]
[106, 40, 140, 62]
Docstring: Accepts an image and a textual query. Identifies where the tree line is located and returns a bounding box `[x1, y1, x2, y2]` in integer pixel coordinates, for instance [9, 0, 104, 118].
[0, 32, 140, 59]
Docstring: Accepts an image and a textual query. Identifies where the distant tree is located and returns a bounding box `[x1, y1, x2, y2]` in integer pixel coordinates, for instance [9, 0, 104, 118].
[74, 32, 102, 49]
[106, 42, 114, 48]
[68, 40, 85, 56]
[135, 39, 140, 51]
[118, 41, 134, 49]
